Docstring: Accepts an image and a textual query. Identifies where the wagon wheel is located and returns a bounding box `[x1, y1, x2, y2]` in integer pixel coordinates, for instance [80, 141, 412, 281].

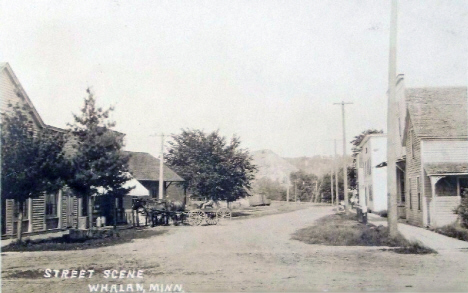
[216, 207, 232, 221]
[205, 213, 219, 225]
[187, 210, 206, 226]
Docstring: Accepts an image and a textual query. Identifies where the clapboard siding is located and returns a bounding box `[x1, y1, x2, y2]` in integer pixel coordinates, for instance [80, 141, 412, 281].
[424, 140, 468, 163]
[435, 196, 460, 226]
[31, 196, 45, 232]
[0, 68, 41, 131]
[406, 123, 424, 227]
[0, 68, 21, 113]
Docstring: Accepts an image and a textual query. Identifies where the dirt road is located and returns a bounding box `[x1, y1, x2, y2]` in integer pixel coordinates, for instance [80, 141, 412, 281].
[2, 205, 468, 292]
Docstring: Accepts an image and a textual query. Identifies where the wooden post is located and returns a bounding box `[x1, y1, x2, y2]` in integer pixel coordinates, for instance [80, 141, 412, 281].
[57, 190, 63, 229]
[158, 134, 165, 201]
[28, 198, 32, 233]
[330, 170, 334, 205]
[113, 197, 118, 229]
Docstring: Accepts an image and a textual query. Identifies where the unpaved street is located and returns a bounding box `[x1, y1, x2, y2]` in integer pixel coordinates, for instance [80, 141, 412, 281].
[2, 205, 468, 292]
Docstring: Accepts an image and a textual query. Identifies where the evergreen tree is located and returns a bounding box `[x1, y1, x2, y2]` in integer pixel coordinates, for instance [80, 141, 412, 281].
[67, 89, 132, 229]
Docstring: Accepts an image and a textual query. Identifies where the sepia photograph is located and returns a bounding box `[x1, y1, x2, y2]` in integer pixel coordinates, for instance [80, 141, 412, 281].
[1, 0, 468, 292]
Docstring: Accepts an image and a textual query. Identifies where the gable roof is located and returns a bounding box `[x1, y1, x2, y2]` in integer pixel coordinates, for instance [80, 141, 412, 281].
[124, 151, 184, 182]
[1, 62, 46, 128]
[404, 87, 468, 140]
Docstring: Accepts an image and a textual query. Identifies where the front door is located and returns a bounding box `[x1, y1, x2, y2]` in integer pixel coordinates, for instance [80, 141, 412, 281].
[67, 195, 75, 228]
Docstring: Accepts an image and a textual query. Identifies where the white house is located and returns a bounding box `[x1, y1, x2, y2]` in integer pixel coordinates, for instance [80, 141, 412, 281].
[356, 134, 388, 213]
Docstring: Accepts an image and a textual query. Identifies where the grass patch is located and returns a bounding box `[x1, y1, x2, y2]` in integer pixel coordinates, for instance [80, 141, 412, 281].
[2, 227, 166, 252]
[292, 213, 436, 254]
[432, 224, 468, 242]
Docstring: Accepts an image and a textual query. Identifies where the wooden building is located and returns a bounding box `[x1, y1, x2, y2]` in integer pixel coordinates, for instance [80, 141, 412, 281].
[402, 87, 468, 227]
[356, 134, 388, 213]
[1, 62, 78, 237]
[120, 151, 185, 223]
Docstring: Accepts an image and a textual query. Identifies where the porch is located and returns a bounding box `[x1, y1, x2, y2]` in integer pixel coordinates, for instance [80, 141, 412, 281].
[425, 163, 468, 227]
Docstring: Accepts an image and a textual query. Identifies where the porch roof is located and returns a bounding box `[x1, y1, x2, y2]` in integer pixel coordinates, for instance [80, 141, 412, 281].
[424, 162, 468, 176]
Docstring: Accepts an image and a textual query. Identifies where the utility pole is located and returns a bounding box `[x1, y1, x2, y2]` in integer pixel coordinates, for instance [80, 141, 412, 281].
[330, 168, 334, 205]
[159, 134, 165, 201]
[334, 102, 353, 211]
[387, 0, 399, 237]
[286, 183, 290, 203]
[334, 139, 339, 205]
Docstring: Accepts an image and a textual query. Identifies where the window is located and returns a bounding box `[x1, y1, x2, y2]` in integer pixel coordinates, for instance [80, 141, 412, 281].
[417, 177, 421, 211]
[409, 179, 413, 210]
[410, 130, 415, 159]
[14, 200, 28, 220]
[45, 192, 58, 217]
[369, 185, 373, 201]
[460, 178, 468, 198]
[81, 194, 88, 216]
[400, 174, 405, 203]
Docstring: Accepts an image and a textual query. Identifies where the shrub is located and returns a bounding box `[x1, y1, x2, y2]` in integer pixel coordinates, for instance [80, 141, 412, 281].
[455, 197, 468, 229]
[433, 224, 468, 242]
[291, 213, 437, 254]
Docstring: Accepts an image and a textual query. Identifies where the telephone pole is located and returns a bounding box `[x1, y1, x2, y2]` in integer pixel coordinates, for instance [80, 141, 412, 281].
[387, 0, 399, 237]
[334, 102, 353, 211]
[151, 133, 166, 201]
[330, 167, 334, 205]
[334, 139, 339, 205]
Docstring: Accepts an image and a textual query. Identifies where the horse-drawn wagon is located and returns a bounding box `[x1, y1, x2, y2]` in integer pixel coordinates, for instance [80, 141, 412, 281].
[132, 198, 231, 227]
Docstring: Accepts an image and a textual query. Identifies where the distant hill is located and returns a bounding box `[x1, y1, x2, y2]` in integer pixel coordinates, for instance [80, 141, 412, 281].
[251, 149, 298, 186]
[284, 155, 352, 178]
[251, 149, 353, 188]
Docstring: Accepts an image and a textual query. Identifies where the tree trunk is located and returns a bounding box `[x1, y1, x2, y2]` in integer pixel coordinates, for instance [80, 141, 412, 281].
[113, 197, 117, 230]
[16, 202, 24, 242]
[88, 196, 93, 230]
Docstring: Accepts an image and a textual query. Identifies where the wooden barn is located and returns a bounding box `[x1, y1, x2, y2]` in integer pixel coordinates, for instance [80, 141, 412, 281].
[118, 151, 186, 224]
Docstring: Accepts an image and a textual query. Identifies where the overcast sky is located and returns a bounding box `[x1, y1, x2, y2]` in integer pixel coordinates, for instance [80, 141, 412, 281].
[1, 0, 467, 158]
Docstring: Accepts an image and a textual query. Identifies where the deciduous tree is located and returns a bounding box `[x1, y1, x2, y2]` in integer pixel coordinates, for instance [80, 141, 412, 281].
[1, 103, 67, 241]
[166, 129, 257, 203]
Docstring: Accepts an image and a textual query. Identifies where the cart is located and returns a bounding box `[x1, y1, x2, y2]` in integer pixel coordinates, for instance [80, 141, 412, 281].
[132, 199, 231, 227]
